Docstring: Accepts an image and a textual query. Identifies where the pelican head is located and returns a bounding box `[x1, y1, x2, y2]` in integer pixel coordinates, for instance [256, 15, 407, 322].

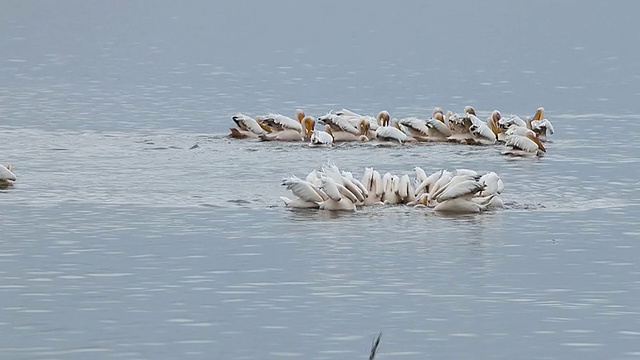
[464, 105, 476, 116]
[434, 112, 445, 123]
[359, 119, 371, 135]
[489, 110, 502, 135]
[295, 109, 306, 123]
[432, 107, 444, 117]
[377, 111, 390, 126]
[258, 120, 273, 133]
[532, 107, 545, 121]
[302, 116, 315, 139]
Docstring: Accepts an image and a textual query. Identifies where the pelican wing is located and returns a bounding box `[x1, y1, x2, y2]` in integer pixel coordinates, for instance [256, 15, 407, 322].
[322, 115, 360, 135]
[505, 135, 542, 152]
[342, 171, 368, 197]
[531, 119, 555, 134]
[375, 126, 407, 143]
[425, 118, 453, 137]
[436, 180, 484, 202]
[415, 169, 442, 196]
[468, 116, 496, 142]
[505, 124, 535, 137]
[232, 113, 267, 135]
[320, 177, 343, 202]
[282, 176, 326, 203]
[397, 174, 413, 199]
[414, 166, 427, 184]
[398, 117, 430, 136]
[0, 164, 16, 181]
[261, 113, 303, 132]
[310, 130, 333, 146]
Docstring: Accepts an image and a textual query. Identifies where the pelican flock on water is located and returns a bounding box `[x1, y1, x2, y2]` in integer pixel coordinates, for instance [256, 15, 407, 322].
[229, 106, 554, 156]
[280, 161, 504, 214]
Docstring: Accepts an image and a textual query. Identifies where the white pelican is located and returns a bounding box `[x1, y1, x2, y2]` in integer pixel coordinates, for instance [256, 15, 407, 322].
[398, 117, 431, 142]
[361, 167, 384, 205]
[281, 175, 327, 208]
[0, 164, 16, 187]
[375, 111, 408, 144]
[318, 176, 358, 211]
[309, 127, 334, 147]
[381, 172, 403, 205]
[414, 169, 445, 198]
[228, 113, 269, 139]
[260, 114, 315, 141]
[478, 171, 504, 196]
[528, 107, 554, 142]
[503, 133, 546, 157]
[397, 174, 416, 204]
[467, 115, 497, 145]
[317, 113, 360, 136]
[446, 111, 474, 143]
[487, 110, 506, 142]
[320, 162, 366, 204]
[429, 177, 494, 213]
[423, 113, 453, 141]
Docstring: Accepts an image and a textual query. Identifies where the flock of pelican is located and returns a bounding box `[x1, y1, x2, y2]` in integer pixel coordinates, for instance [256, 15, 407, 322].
[229, 106, 554, 156]
[0, 164, 16, 188]
[281, 161, 504, 213]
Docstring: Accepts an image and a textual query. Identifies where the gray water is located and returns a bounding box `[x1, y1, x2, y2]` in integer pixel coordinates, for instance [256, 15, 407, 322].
[2, 1, 640, 359]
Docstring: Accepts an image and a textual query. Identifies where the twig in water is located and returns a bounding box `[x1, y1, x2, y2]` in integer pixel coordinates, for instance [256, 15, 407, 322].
[369, 332, 382, 360]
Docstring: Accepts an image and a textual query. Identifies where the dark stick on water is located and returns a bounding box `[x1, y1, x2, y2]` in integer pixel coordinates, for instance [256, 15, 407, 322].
[369, 332, 382, 360]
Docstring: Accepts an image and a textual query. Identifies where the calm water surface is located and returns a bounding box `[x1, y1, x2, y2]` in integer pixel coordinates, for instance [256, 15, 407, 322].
[2, 2, 640, 359]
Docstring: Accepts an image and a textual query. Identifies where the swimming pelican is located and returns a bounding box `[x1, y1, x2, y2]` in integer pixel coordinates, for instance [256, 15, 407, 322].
[260, 114, 315, 141]
[429, 176, 494, 213]
[467, 115, 497, 145]
[381, 172, 403, 204]
[375, 112, 408, 144]
[422, 113, 453, 141]
[228, 113, 269, 139]
[0, 164, 16, 187]
[528, 107, 554, 141]
[361, 167, 384, 205]
[503, 133, 546, 157]
[398, 117, 431, 141]
[318, 176, 358, 211]
[309, 127, 334, 147]
[280, 175, 327, 208]
[487, 110, 505, 142]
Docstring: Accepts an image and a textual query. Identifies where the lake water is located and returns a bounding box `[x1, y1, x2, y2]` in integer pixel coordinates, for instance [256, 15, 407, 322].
[2, 2, 640, 359]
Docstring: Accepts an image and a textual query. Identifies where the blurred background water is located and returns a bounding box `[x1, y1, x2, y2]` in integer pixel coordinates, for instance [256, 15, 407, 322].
[1, 1, 640, 359]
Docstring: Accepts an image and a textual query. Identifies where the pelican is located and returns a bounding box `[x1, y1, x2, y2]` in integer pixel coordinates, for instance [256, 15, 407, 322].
[478, 171, 504, 196]
[309, 127, 334, 147]
[398, 117, 431, 142]
[361, 167, 384, 205]
[381, 172, 403, 204]
[318, 175, 358, 211]
[0, 164, 16, 187]
[228, 113, 269, 139]
[429, 176, 495, 213]
[528, 107, 554, 141]
[321, 162, 366, 205]
[260, 113, 315, 141]
[318, 114, 370, 142]
[487, 110, 505, 142]
[280, 175, 327, 209]
[467, 115, 497, 145]
[446, 111, 474, 143]
[503, 133, 546, 157]
[423, 113, 453, 141]
[375, 111, 408, 144]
